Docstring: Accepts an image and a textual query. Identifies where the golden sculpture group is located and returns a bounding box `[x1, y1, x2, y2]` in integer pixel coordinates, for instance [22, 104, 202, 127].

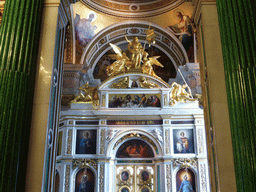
[106, 36, 163, 78]
[70, 27, 196, 105]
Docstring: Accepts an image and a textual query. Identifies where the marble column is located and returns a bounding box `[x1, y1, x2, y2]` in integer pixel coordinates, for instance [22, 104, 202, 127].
[0, 0, 43, 191]
[216, 0, 256, 191]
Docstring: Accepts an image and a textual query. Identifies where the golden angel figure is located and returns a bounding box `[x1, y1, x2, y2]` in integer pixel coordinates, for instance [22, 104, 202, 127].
[141, 51, 164, 77]
[106, 43, 131, 77]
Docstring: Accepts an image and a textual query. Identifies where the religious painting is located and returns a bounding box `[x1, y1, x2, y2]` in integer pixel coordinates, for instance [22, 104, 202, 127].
[176, 168, 195, 192]
[140, 186, 151, 192]
[116, 139, 154, 158]
[141, 171, 150, 182]
[73, 10, 98, 63]
[93, 43, 175, 83]
[74, 11, 97, 47]
[120, 171, 129, 181]
[167, 10, 195, 62]
[76, 130, 97, 154]
[75, 168, 95, 192]
[57, 131, 63, 156]
[119, 186, 131, 192]
[173, 129, 194, 154]
[109, 94, 161, 108]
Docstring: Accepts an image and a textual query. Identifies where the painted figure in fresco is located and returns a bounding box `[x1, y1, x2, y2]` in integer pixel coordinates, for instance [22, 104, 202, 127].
[138, 94, 147, 107]
[125, 36, 144, 68]
[178, 175, 194, 192]
[151, 95, 161, 107]
[168, 11, 193, 52]
[75, 13, 97, 47]
[79, 132, 93, 154]
[79, 174, 93, 192]
[176, 132, 189, 153]
[133, 95, 141, 105]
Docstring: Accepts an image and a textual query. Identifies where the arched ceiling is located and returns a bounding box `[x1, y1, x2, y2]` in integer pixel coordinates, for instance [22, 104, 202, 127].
[80, 0, 186, 18]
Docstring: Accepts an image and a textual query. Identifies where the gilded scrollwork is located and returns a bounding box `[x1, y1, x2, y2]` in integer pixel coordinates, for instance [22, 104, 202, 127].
[73, 159, 98, 170]
[100, 129, 105, 154]
[172, 158, 197, 169]
[116, 167, 133, 187]
[66, 129, 72, 155]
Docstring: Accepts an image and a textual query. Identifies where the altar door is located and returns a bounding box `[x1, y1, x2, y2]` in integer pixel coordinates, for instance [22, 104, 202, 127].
[116, 165, 155, 192]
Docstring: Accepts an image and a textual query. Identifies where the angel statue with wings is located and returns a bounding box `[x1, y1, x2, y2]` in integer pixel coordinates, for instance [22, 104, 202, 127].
[106, 43, 132, 77]
[141, 51, 164, 78]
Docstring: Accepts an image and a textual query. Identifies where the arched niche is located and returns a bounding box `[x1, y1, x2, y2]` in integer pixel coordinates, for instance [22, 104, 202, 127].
[74, 168, 95, 192]
[107, 130, 163, 158]
[116, 139, 154, 158]
[176, 168, 196, 192]
[81, 21, 189, 80]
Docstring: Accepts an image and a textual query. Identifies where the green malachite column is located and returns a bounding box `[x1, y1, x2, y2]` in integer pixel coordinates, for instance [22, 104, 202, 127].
[216, 0, 256, 191]
[0, 0, 43, 191]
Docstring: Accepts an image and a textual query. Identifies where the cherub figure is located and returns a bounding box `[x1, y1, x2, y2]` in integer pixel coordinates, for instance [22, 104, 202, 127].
[141, 51, 164, 77]
[106, 43, 131, 77]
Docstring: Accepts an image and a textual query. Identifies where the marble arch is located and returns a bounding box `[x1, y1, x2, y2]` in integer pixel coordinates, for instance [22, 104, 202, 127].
[106, 129, 164, 158]
[81, 20, 189, 72]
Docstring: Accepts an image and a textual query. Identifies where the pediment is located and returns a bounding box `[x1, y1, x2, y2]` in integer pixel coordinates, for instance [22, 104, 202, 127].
[98, 72, 171, 90]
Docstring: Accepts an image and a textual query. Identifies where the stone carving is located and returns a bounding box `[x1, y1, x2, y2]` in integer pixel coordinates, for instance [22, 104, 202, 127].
[153, 129, 163, 142]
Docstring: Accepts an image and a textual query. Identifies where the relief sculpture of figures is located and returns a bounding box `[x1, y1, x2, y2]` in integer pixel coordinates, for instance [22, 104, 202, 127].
[169, 82, 196, 105]
[110, 76, 129, 89]
[71, 82, 99, 107]
[139, 77, 159, 89]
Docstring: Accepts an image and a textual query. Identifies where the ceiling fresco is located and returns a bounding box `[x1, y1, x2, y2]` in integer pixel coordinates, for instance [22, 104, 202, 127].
[80, 0, 186, 18]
